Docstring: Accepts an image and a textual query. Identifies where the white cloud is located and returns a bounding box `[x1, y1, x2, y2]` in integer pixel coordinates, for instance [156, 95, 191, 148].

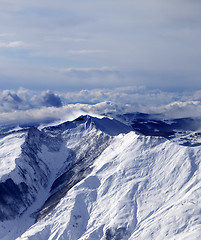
[150, 101, 201, 119]
[0, 103, 108, 127]
[0, 41, 26, 48]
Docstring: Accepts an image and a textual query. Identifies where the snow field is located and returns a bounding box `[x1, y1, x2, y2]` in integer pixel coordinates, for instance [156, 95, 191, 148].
[18, 131, 201, 239]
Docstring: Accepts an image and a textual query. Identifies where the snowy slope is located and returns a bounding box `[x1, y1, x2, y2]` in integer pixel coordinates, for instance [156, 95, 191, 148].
[18, 132, 201, 240]
[0, 131, 26, 181]
[0, 115, 130, 239]
[1, 114, 201, 239]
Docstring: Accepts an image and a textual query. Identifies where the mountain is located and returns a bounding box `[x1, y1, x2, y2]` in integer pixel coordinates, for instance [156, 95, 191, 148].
[112, 113, 201, 146]
[0, 114, 201, 239]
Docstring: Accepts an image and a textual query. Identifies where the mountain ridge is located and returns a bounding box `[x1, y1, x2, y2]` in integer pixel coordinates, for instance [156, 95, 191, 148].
[0, 113, 201, 239]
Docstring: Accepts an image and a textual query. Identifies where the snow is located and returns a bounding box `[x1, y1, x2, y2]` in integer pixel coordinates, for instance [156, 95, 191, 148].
[0, 116, 112, 238]
[17, 131, 201, 240]
[1, 115, 201, 239]
[0, 132, 26, 181]
[92, 117, 132, 136]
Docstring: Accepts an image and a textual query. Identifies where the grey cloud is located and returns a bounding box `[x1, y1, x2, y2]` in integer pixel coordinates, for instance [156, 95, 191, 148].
[4, 91, 22, 103]
[0, 90, 26, 111]
[41, 90, 62, 108]
[0, 89, 62, 112]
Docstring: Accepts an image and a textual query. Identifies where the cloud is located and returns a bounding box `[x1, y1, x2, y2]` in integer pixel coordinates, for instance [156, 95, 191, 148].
[41, 90, 62, 107]
[61, 86, 176, 105]
[0, 89, 62, 112]
[1, 87, 201, 129]
[0, 103, 106, 127]
[60, 87, 201, 119]
[0, 41, 26, 48]
[146, 101, 201, 119]
[0, 90, 27, 111]
[1, 99, 201, 129]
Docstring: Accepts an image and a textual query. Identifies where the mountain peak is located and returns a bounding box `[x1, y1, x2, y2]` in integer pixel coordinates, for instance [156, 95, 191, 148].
[43, 115, 132, 137]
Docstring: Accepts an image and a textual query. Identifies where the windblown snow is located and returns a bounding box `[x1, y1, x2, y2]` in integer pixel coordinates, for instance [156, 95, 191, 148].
[0, 114, 201, 240]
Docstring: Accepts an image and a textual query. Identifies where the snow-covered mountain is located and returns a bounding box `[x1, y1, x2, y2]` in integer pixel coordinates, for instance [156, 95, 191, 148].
[0, 114, 201, 239]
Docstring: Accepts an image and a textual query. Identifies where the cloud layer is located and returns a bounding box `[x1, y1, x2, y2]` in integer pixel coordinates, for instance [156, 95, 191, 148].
[1, 88, 201, 128]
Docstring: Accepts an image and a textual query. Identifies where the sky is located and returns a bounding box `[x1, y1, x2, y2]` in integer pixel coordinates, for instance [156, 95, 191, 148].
[1, 0, 201, 126]
[0, 0, 201, 92]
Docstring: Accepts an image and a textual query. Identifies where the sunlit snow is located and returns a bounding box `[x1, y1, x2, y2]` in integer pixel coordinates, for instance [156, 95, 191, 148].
[0, 115, 201, 240]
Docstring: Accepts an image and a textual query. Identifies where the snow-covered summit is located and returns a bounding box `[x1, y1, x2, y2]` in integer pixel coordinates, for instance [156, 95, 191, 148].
[42, 115, 131, 136]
